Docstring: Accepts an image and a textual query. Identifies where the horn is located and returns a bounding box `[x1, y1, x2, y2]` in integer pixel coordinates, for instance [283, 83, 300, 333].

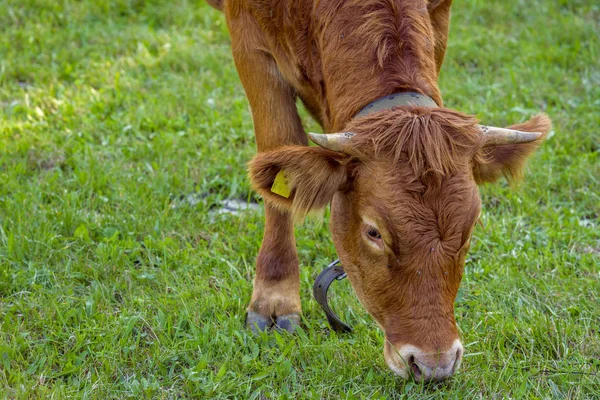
[478, 125, 543, 146]
[307, 131, 356, 153]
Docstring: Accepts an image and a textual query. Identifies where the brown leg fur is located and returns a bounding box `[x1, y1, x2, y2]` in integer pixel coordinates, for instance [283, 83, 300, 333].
[428, 0, 453, 75]
[226, 7, 307, 332]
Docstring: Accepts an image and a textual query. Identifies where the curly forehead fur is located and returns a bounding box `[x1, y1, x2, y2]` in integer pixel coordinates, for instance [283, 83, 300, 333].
[346, 107, 482, 179]
[345, 108, 550, 185]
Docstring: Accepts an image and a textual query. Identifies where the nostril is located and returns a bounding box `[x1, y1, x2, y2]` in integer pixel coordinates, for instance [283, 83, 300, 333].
[408, 355, 421, 379]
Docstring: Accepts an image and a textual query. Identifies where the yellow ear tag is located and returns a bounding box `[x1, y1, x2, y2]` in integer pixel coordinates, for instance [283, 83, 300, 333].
[271, 170, 292, 198]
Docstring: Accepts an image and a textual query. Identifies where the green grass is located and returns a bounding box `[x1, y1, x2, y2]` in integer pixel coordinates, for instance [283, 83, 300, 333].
[0, 0, 598, 398]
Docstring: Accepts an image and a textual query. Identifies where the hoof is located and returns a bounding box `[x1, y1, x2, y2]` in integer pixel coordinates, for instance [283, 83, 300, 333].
[246, 311, 273, 333]
[275, 313, 301, 333]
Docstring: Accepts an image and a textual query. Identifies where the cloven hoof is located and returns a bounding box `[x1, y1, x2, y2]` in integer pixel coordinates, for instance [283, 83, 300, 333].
[245, 311, 301, 333]
[246, 311, 273, 333]
[274, 313, 301, 333]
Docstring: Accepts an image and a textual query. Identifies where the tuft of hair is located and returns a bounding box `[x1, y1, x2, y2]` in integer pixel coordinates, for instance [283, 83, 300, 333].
[248, 146, 348, 218]
[473, 113, 552, 184]
[347, 107, 480, 178]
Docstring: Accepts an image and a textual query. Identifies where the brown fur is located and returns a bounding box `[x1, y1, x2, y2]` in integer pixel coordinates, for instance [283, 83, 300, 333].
[329, 143, 481, 350]
[250, 204, 301, 315]
[347, 107, 481, 177]
[224, 0, 450, 131]
[212, 0, 551, 371]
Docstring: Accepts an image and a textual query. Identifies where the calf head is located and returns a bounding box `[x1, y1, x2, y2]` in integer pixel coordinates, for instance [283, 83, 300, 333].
[249, 108, 551, 381]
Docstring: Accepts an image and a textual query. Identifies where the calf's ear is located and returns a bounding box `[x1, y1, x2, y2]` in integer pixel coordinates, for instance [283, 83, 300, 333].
[473, 114, 552, 184]
[248, 146, 350, 216]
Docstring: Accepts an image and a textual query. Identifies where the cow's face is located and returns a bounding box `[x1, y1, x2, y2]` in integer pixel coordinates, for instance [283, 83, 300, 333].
[249, 109, 550, 381]
[328, 156, 479, 380]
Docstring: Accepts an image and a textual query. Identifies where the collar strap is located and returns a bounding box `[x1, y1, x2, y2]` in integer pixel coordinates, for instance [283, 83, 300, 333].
[354, 91, 438, 119]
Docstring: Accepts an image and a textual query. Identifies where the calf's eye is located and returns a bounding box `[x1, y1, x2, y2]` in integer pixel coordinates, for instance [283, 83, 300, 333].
[361, 223, 384, 249]
[367, 228, 381, 240]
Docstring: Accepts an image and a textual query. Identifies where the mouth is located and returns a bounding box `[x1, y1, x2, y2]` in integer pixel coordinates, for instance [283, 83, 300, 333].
[383, 339, 463, 382]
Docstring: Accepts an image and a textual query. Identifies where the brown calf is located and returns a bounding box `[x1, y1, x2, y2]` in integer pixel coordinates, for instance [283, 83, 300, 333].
[208, 0, 551, 381]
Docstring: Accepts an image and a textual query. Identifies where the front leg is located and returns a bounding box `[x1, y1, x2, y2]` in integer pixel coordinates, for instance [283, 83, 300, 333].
[428, 0, 453, 75]
[246, 204, 302, 332]
[227, 10, 307, 332]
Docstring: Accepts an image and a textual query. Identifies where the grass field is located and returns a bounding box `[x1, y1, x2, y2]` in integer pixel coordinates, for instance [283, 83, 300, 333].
[0, 0, 599, 398]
